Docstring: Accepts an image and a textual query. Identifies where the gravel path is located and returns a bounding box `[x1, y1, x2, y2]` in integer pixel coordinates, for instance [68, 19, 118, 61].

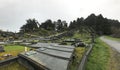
[100, 36, 120, 70]
[100, 36, 120, 53]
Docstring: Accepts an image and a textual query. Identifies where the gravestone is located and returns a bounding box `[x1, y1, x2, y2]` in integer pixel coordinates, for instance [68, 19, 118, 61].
[0, 45, 5, 52]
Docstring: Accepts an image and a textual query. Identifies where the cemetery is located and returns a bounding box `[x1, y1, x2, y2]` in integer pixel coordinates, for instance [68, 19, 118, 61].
[0, 0, 120, 69]
[0, 24, 89, 70]
[0, 32, 86, 70]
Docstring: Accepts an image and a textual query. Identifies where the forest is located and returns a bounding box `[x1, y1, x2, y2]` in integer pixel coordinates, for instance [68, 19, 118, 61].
[20, 13, 120, 37]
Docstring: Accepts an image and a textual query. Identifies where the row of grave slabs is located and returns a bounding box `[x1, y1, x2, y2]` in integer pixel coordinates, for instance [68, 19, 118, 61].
[19, 43, 75, 70]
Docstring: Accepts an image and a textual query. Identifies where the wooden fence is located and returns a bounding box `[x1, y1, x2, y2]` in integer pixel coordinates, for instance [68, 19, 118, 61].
[77, 43, 94, 70]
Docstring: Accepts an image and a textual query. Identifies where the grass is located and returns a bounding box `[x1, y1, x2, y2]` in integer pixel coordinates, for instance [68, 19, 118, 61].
[62, 31, 91, 44]
[104, 36, 120, 42]
[72, 32, 82, 39]
[0, 61, 27, 70]
[0, 45, 28, 60]
[73, 32, 91, 44]
[85, 38, 110, 70]
[70, 47, 85, 70]
[107, 47, 120, 70]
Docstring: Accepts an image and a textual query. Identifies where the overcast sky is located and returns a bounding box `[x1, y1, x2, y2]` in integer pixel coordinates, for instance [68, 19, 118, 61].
[0, 0, 120, 32]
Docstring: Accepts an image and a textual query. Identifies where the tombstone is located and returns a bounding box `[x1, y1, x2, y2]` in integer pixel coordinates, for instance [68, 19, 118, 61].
[74, 42, 85, 47]
[59, 42, 67, 45]
[0, 45, 5, 52]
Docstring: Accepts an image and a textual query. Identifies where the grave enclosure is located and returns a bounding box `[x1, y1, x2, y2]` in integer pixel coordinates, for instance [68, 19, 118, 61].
[0, 32, 82, 70]
[19, 43, 75, 70]
[0, 42, 75, 70]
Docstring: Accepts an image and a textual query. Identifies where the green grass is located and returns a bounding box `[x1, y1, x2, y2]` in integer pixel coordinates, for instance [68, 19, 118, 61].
[70, 47, 85, 70]
[62, 31, 91, 44]
[72, 33, 82, 38]
[104, 36, 120, 42]
[72, 32, 91, 44]
[0, 45, 28, 60]
[4, 45, 25, 52]
[85, 38, 110, 70]
[0, 61, 27, 70]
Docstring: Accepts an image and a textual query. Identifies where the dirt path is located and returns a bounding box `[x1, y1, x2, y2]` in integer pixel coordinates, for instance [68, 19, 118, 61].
[100, 37, 120, 53]
[100, 36, 120, 70]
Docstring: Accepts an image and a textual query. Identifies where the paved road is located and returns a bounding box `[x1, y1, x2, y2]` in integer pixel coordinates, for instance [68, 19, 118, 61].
[100, 37, 120, 53]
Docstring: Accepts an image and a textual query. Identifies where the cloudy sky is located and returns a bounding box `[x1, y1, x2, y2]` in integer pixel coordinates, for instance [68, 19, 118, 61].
[0, 0, 120, 32]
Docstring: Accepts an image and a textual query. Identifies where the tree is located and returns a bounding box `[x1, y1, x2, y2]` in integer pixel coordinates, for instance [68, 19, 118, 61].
[69, 17, 84, 30]
[40, 19, 55, 31]
[56, 19, 62, 32]
[84, 13, 97, 31]
[20, 18, 39, 33]
[76, 17, 84, 29]
[62, 21, 68, 31]
[69, 20, 77, 29]
[55, 20, 68, 32]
